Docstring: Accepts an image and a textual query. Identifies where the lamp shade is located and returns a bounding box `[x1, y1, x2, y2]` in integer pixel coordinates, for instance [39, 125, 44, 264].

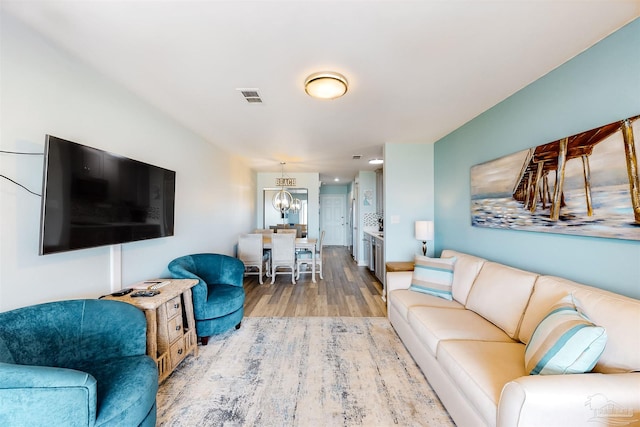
[415, 221, 434, 241]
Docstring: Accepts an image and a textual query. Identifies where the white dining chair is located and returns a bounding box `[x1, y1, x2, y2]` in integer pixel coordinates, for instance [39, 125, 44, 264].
[296, 230, 325, 280]
[253, 228, 274, 234]
[270, 233, 296, 284]
[238, 233, 270, 284]
[277, 229, 297, 235]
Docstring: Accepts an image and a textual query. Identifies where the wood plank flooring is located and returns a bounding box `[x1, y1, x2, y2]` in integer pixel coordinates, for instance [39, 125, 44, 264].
[243, 246, 386, 317]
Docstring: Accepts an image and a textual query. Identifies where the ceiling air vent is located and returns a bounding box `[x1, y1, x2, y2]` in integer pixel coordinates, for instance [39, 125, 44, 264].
[352, 155, 362, 160]
[237, 88, 263, 104]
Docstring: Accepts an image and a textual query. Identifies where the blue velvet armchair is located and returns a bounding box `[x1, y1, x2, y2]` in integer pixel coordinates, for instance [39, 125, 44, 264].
[0, 299, 158, 427]
[168, 253, 245, 345]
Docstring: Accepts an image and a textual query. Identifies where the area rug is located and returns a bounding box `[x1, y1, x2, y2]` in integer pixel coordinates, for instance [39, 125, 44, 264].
[157, 317, 454, 426]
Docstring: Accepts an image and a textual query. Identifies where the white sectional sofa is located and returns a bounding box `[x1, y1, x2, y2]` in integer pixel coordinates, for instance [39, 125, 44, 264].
[387, 250, 640, 427]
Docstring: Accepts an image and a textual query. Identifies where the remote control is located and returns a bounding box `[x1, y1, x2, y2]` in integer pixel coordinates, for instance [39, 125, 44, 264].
[111, 288, 133, 297]
[131, 290, 160, 298]
[149, 281, 171, 290]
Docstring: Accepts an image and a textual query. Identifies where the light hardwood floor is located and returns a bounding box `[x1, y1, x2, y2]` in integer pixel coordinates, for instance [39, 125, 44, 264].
[243, 246, 386, 317]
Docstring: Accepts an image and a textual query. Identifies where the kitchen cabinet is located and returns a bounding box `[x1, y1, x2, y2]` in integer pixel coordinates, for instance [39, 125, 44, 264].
[374, 236, 384, 284]
[363, 233, 371, 269]
[364, 230, 385, 298]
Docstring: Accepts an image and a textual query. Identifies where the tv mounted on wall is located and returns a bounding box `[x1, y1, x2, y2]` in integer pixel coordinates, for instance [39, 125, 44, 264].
[39, 135, 176, 255]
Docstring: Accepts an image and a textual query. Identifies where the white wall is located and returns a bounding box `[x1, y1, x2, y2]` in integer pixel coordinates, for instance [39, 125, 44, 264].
[0, 14, 255, 311]
[319, 184, 349, 246]
[256, 172, 320, 239]
[356, 171, 376, 265]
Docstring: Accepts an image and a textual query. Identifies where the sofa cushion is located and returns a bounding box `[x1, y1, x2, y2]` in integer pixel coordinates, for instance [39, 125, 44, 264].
[0, 363, 98, 425]
[389, 289, 464, 322]
[438, 340, 527, 427]
[76, 355, 158, 427]
[410, 255, 456, 300]
[201, 284, 245, 320]
[519, 275, 639, 374]
[441, 250, 486, 305]
[408, 307, 516, 356]
[465, 262, 538, 339]
[524, 294, 607, 375]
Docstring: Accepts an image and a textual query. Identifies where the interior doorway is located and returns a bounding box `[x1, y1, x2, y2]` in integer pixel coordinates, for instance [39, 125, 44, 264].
[320, 194, 346, 246]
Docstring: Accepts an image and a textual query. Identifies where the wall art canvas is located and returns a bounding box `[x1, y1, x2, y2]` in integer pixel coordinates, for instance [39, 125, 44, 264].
[471, 115, 640, 241]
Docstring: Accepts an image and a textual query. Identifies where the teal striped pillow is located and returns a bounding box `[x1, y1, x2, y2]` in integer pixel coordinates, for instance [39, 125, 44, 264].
[525, 294, 607, 375]
[409, 255, 456, 301]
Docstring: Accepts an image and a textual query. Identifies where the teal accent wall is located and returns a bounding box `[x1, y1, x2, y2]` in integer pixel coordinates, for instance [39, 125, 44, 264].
[434, 19, 640, 298]
[384, 143, 435, 262]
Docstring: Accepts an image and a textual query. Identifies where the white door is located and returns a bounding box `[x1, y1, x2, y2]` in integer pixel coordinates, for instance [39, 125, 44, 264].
[320, 194, 346, 246]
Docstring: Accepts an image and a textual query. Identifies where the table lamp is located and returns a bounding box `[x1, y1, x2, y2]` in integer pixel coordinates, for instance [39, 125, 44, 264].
[415, 221, 434, 256]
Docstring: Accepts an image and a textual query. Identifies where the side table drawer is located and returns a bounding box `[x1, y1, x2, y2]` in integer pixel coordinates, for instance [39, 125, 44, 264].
[165, 296, 182, 319]
[170, 336, 187, 369]
[167, 313, 184, 343]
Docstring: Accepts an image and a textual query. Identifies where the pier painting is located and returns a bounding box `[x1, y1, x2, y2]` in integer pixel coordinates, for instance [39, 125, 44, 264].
[471, 115, 640, 241]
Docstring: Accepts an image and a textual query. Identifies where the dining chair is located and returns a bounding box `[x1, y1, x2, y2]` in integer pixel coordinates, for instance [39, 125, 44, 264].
[253, 228, 274, 234]
[252, 229, 274, 260]
[270, 233, 296, 284]
[277, 229, 297, 235]
[238, 233, 270, 284]
[278, 228, 305, 255]
[296, 230, 325, 280]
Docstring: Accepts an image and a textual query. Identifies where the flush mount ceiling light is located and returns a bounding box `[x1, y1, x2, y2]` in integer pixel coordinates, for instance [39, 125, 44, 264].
[369, 158, 384, 165]
[304, 71, 348, 100]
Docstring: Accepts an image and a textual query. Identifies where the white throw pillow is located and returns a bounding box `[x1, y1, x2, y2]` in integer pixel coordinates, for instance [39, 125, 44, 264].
[525, 294, 607, 375]
[409, 255, 456, 301]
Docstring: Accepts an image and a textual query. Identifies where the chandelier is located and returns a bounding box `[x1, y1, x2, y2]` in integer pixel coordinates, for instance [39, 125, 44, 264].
[272, 162, 293, 215]
[290, 198, 301, 214]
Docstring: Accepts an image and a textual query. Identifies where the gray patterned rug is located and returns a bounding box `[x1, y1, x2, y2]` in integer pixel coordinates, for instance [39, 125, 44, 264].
[157, 317, 454, 426]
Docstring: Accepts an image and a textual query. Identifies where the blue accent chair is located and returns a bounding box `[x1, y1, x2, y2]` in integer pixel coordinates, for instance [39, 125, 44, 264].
[0, 299, 158, 427]
[168, 253, 245, 345]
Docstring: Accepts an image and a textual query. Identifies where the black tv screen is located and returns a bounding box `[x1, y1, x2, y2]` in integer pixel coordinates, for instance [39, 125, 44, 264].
[39, 135, 176, 255]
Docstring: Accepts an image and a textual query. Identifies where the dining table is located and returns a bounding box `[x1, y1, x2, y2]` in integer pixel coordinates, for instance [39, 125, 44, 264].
[261, 235, 318, 283]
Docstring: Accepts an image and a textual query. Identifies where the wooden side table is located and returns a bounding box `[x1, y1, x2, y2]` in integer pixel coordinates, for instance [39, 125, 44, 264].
[102, 279, 198, 382]
[385, 261, 415, 272]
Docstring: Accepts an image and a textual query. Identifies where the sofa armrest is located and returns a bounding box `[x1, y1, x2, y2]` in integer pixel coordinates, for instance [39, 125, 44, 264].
[0, 362, 97, 426]
[168, 262, 205, 286]
[498, 372, 640, 427]
[386, 271, 413, 293]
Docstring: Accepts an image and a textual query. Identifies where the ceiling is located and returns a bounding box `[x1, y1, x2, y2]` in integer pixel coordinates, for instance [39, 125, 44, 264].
[3, 1, 639, 185]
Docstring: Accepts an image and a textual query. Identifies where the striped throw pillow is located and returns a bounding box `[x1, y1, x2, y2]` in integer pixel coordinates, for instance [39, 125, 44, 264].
[525, 294, 607, 375]
[409, 255, 456, 301]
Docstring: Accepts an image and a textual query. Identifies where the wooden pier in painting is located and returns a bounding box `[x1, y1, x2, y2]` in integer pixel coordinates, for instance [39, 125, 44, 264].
[512, 115, 640, 223]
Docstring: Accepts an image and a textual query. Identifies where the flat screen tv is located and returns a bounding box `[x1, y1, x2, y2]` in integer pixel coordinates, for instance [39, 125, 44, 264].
[39, 135, 176, 255]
